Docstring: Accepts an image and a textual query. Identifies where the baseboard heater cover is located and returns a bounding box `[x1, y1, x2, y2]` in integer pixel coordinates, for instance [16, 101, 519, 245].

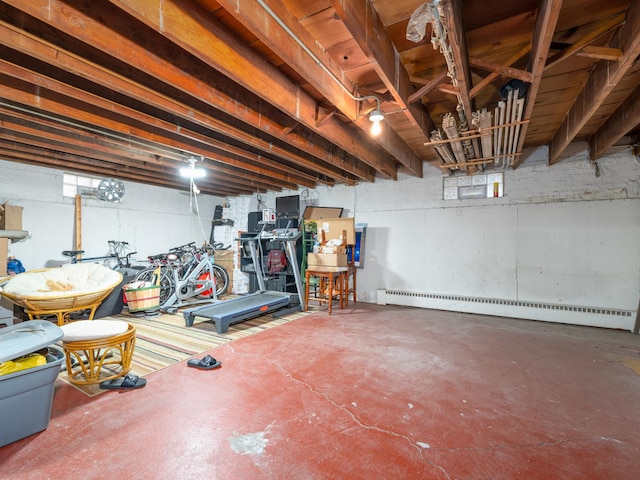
[377, 289, 636, 331]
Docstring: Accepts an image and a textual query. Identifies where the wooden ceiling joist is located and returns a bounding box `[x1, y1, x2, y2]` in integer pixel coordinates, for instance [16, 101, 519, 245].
[0, 1, 376, 188]
[468, 57, 533, 84]
[0, 0, 638, 195]
[0, 60, 315, 186]
[330, 0, 434, 176]
[408, 70, 449, 105]
[0, 116, 291, 193]
[105, 0, 399, 179]
[439, 0, 476, 126]
[513, 0, 564, 168]
[438, 0, 481, 163]
[0, 74, 313, 192]
[574, 46, 622, 61]
[0, 145, 251, 196]
[544, 13, 626, 71]
[549, 0, 640, 164]
[469, 44, 532, 100]
[589, 83, 640, 160]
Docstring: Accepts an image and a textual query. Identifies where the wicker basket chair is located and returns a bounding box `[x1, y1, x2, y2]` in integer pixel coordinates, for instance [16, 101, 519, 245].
[0, 263, 123, 326]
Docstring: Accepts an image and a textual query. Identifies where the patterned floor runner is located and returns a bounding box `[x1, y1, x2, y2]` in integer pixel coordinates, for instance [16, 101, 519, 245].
[58, 303, 311, 396]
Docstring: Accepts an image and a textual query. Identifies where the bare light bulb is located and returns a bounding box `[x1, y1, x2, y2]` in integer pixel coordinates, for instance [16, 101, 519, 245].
[180, 158, 206, 178]
[369, 108, 384, 136]
[371, 120, 382, 136]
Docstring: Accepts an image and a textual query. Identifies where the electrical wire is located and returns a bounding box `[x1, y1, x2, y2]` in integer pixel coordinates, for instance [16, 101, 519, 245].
[188, 176, 210, 247]
[255, 0, 381, 115]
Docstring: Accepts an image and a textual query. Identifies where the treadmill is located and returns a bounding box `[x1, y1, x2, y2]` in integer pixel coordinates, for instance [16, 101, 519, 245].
[182, 222, 305, 333]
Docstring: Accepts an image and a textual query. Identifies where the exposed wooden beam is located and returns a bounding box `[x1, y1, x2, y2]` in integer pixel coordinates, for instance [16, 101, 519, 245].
[104, 0, 398, 178]
[513, 0, 563, 168]
[330, 0, 439, 177]
[0, 0, 378, 183]
[544, 13, 625, 71]
[0, 113, 288, 193]
[0, 71, 314, 192]
[468, 57, 533, 83]
[437, 84, 461, 96]
[469, 44, 531, 99]
[439, 0, 480, 161]
[438, 1, 474, 122]
[589, 83, 640, 160]
[19, 12, 359, 185]
[575, 46, 623, 61]
[0, 38, 335, 187]
[549, 1, 640, 164]
[0, 14, 364, 186]
[408, 70, 449, 105]
[0, 145, 251, 196]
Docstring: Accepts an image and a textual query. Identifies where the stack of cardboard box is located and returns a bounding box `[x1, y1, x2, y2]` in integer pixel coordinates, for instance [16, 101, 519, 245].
[306, 217, 355, 268]
[1, 202, 24, 277]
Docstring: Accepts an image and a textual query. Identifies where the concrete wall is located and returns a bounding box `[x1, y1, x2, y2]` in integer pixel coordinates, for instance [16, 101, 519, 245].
[3, 142, 639, 329]
[1, 160, 221, 269]
[244, 144, 639, 329]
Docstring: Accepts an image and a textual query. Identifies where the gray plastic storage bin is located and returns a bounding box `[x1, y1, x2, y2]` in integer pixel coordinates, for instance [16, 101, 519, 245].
[0, 320, 64, 447]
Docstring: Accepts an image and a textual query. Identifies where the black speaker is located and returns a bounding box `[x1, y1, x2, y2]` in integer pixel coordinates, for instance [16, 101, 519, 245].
[247, 211, 262, 233]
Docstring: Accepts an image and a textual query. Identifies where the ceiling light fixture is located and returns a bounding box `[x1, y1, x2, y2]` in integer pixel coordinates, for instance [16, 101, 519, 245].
[257, 0, 384, 137]
[179, 157, 206, 179]
[369, 108, 384, 136]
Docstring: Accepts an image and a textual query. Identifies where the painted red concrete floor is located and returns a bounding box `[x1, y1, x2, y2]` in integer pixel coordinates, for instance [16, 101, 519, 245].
[1, 304, 640, 479]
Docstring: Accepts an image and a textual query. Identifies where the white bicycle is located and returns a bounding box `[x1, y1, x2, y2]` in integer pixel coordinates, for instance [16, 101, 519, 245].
[135, 242, 229, 313]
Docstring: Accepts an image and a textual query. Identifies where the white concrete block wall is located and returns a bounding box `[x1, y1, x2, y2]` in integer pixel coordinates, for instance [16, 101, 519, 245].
[234, 144, 639, 328]
[3, 143, 639, 328]
[1, 160, 221, 271]
[359, 147, 639, 310]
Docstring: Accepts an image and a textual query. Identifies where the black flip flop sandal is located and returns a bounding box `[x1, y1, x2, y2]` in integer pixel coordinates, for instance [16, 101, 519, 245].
[187, 354, 222, 370]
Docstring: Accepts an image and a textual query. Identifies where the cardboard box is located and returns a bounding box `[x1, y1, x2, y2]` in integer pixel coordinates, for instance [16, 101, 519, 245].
[0, 238, 8, 276]
[214, 249, 234, 288]
[214, 249, 234, 268]
[307, 252, 348, 268]
[0, 203, 23, 231]
[316, 217, 355, 245]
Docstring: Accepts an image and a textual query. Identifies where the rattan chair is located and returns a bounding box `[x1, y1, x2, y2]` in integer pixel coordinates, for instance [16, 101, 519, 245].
[0, 263, 123, 325]
[61, 320, 136, 385]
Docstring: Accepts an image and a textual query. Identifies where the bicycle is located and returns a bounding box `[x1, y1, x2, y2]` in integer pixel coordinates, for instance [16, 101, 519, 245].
[62, 240, 142, 271]
[134, 242, 229, 312]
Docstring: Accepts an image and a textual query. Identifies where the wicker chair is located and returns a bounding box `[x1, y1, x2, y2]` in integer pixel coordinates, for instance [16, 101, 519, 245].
[61, 320, 136, 385]
[0, 263, 123, 326]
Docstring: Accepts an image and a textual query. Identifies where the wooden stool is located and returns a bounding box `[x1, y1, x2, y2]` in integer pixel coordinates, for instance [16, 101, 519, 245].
[344, 263, 357, 306]
[61, 320, 136, 385]
[305, 267, 348, 315]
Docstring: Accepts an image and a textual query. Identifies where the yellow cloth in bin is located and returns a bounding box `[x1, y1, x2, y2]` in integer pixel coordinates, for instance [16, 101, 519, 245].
[0, 353, 47, 376]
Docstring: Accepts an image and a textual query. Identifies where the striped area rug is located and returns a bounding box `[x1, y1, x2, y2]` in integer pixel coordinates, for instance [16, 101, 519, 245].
[58, 303, 312, 396]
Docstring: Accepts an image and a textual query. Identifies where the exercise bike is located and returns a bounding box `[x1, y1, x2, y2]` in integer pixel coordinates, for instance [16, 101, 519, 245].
[135, 242, 228, 314]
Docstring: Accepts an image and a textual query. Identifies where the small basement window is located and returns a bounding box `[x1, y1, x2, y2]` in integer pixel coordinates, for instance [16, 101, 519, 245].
[63, 173, 101, 198]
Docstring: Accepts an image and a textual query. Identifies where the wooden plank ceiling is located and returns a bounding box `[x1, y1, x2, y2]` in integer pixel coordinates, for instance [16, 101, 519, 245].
[0, 0, 638, 196]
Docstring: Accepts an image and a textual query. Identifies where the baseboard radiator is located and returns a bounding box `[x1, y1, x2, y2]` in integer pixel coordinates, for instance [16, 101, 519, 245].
[377, 289, 636, 331]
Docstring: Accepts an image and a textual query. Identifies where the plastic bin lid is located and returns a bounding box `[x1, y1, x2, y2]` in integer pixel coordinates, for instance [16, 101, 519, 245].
[0, 320, 64, 363]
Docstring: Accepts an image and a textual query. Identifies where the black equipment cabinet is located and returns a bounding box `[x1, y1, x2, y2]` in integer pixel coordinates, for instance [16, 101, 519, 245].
[239, 232, 302, 294]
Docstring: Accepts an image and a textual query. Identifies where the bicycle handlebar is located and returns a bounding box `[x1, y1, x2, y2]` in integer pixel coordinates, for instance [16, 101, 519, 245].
[169, 242, 197, 253]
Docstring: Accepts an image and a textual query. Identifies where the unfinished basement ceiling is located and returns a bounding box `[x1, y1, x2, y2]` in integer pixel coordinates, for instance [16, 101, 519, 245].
[0, 0, 638, 196]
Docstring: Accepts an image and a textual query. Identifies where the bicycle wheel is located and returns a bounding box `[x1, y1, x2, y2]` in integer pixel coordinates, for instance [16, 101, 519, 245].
[212, 263, 229, 296]
[135, 267, 175, 307]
